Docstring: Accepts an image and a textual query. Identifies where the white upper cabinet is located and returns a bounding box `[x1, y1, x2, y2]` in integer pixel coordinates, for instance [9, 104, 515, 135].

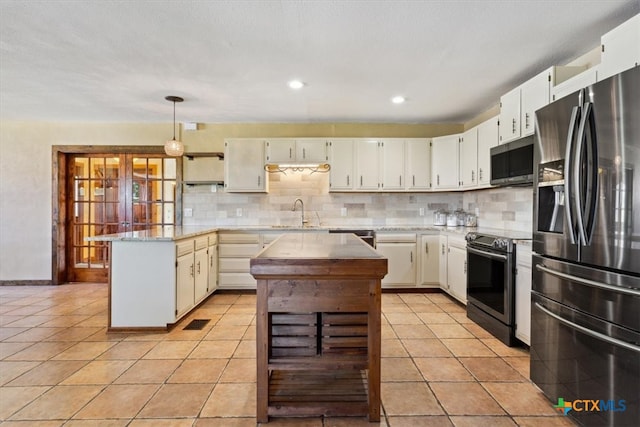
[224, 139, 267, 192]
[431, 134, 460, 190]
[405, 138, 431, 190]
[476, 116, 499, 187]
[380, 139, 405, 191]
[500, 66, 585, 143]
[265, 138, 327, 164]
[296, 139, 328, 163]
[356, 139, 381, 190]
[599, 14, 640, 82]
[551, 67, 599, 102]
[328, 139, 355, 191]
[460, 128, 478, 189]
[265, 139, 295, 163]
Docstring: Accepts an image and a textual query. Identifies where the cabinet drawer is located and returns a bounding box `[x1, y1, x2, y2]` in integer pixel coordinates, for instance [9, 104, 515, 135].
[375, 233, 417, 243]
[219, 257, 251, 272]
[261, 233, 284, 245]
[194, 236, 209, 251]
[219, 243, 260, 258]
[219, 233, 260, 244]
[176, 240, 194, 257]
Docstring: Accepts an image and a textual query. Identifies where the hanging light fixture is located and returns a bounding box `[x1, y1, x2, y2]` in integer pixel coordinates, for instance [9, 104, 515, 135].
[164, 95, 184, 156]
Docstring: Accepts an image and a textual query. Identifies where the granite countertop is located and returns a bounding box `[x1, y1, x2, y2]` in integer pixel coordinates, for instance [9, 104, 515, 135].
[87, 224, 532, 242]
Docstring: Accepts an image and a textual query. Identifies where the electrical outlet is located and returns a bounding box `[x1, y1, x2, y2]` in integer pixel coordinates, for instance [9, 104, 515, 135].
[236, 208, 243, 217]
[184, 208, 193, 217]
[341, 207, 347, 217]
[419, 207, 425, 216]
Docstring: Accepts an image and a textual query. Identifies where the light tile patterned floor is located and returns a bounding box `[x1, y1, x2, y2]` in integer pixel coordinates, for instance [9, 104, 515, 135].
[0, 284, 577, 426]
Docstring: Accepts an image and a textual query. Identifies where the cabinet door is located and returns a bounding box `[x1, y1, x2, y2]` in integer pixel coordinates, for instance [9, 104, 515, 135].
[207, 244, 218, 293]
[515, 245, 532, 345]
[476, 116, 499, 187]
[176, 252, 194, 317]
[265, 139, 295, 163]
[499, 87, 520, 144]
[599, 14, 640, 81]
[460, 128, 478, 188]
[520, 71, 550, 137]
[419, 235, 439, 286]
[406, 139, 431, 190]
[356, 139, 380, 190]
[439, 235, 448, 289]
[447, 244, 467, 304]
[431, 135, 460, 190]
[380, 139, 405, 191]
[328, 140, 355, 190]
[224, 139, 266, 192]
[194, 247, 209, 303]
[296, 139, 327, 163]
[376, 242, 416, 287]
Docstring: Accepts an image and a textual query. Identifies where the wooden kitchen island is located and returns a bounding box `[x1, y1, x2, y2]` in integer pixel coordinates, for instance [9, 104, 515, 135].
[250, 233, 387, 423]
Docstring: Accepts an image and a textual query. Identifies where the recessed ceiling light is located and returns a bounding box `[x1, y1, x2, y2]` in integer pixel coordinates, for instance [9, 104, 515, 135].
[288, 80, 305, 89]
[391, 96, 406, 104]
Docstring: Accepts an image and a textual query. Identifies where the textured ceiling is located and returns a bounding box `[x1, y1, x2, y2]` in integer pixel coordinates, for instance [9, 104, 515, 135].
[0, 0, 638, 124]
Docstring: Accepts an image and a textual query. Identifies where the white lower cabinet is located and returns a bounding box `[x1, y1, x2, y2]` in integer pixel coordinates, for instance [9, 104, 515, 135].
[375, 233, 416, 288]
[445, 235, 467, 304]
[439, 235, 448, 288]
[418, 234, 440, 287]
[515, 243, 532, 345]
[218, 232, 261, 289]
[176, 234, 216, 318]
[207, 235, 218, 294]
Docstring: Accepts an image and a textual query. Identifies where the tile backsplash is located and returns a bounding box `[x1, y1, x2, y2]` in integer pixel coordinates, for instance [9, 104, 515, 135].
[183, 170, 533, 232]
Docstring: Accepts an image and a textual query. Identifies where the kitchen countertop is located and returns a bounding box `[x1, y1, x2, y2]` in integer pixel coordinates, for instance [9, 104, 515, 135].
[87, 224, 532, 242]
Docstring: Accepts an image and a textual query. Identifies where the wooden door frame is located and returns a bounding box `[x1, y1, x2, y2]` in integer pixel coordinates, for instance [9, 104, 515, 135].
[52, 146, 183, 285]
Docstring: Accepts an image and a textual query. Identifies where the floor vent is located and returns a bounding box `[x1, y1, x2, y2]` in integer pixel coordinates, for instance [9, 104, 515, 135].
[183, 319, 210, 330]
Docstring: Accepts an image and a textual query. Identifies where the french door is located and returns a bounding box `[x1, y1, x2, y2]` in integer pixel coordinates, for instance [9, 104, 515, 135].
[66, 153, 178, 282]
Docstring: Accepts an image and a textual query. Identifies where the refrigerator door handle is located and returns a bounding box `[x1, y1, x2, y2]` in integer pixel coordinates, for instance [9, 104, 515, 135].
[535, 263, 640, 297]
[579, 101, 599, 245]
[564, 105, 581, 245]
[534, 302, 640, 353]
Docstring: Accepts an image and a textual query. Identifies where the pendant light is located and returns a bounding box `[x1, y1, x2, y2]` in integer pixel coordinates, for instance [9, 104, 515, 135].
[164, 95, 184, 156]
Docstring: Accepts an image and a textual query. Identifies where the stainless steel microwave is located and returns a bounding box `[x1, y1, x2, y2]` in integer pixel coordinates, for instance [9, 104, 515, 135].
[490, 136, 534, 186]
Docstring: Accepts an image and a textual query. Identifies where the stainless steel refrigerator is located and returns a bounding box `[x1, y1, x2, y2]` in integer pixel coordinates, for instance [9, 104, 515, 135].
[532, 66, 640, 427]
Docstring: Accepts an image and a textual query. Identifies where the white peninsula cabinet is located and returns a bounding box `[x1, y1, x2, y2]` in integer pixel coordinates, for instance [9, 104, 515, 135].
[89, 227, 219, 330]
[224, 139, 267, 192]
[375, 232, 417, 288]
[217, 232, 261, 289]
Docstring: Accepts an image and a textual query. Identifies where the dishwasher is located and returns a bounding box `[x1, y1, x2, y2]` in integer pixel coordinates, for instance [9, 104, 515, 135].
[328, 229, 375, 247]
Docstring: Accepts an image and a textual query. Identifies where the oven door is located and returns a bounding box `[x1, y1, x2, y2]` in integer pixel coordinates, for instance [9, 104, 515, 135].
[466, 245, 514, 324]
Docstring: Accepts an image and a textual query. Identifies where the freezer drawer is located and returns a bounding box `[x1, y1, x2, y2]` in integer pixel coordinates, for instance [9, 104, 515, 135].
[530, 294, 640, 427]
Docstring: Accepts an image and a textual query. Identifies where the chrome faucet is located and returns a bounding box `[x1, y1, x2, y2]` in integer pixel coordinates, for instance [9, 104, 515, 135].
[292, 198, 307, 227]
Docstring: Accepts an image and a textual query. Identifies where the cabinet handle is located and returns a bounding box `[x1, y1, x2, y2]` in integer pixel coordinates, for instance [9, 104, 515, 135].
[360, 176, 363, 186]
[347, 175, 350, 186]
[525, 113, 530, 129]
[197, 261, 201, 274]
[471, 170, 475, 182]
[413, 175, 415, 186]
[479, 168, 483, 181]
[190, 264, 194, 277]
[441, 244, 445, 255]
[289, 147, 292, 158]
[210, 254, 214, 267]
[399, 175, 402, 186]
[512, 118, 516, 134]
[437, 174, 440, 186]
[258, 176, 261, 186]
[302, 148, 306, 158]
[410, 251, 413, 263]
[425, 242, 429, 254]
[464, 261, 467, 274]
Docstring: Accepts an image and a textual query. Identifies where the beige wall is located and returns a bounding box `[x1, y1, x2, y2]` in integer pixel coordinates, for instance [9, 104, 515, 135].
[0, 120, 463, 282]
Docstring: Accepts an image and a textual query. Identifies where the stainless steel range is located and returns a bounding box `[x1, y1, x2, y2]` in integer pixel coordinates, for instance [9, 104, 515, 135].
[465, 232, 518, 346]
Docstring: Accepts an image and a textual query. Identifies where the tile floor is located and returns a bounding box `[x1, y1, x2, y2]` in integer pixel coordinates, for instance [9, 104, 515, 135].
[0, 283, 577, 426]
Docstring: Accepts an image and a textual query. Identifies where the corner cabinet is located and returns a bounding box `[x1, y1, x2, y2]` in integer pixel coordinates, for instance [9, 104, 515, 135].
[224, 139, 267, 192]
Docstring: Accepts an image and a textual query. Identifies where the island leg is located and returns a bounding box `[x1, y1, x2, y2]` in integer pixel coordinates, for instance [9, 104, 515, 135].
[367, 279, 381, 422]
[256, 279, 269, 423]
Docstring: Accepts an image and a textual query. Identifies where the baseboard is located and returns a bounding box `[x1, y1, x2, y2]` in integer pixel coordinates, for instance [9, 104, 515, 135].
[0, 280, 54, 286]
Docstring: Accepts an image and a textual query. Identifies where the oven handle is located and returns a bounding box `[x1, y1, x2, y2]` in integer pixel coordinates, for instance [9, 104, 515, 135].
[467, 246, 508, 261]
[535, 264, 640, 297]
[534, 302, 640, 353]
